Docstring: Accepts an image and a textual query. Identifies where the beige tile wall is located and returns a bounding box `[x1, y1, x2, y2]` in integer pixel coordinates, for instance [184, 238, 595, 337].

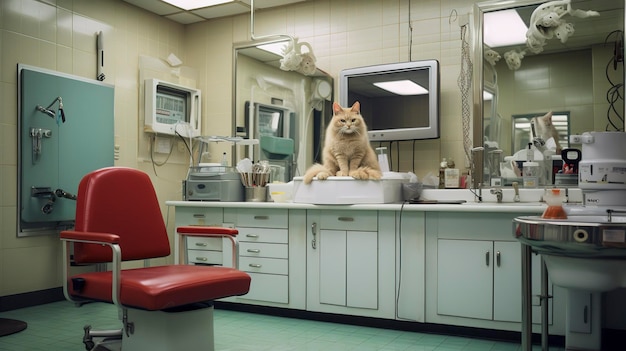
[0, 0, 474, 296]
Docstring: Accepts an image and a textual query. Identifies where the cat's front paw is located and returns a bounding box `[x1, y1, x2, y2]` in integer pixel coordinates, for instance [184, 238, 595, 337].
[316, 171, 331, 180]
[366, 169, 382, 180]
[336, 170, 350, 177]
[349, 169, 368, 179]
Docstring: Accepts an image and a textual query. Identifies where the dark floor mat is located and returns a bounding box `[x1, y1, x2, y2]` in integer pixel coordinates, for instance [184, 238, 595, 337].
[0, 318, 27, 337]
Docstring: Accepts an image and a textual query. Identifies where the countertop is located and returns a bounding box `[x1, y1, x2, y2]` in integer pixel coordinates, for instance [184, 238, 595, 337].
[165, 200, 546, 213]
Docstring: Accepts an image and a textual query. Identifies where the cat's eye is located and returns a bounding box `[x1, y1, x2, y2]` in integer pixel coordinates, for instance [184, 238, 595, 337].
[340, 119, 346, 123]
[352, 118, 356, 123]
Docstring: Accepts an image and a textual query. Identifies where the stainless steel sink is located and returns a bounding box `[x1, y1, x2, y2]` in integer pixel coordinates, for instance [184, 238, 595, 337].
[514, 215, 626, 292]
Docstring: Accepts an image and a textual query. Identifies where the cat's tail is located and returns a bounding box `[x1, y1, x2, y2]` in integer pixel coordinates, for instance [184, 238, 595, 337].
[303, 163, 331, 184]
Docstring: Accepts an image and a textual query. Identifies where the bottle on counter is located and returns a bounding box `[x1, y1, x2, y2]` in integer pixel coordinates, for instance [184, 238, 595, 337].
[542, 188, 567, 219]
[438, 158, 448, 189]
[444, 158, 460, 188]
[523, 143, 539, 188]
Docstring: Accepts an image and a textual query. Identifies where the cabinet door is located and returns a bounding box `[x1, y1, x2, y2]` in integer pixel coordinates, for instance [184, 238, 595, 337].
[437, 239, 493, 320]
[346, 230, 378, 309]
[318, 229, 378, 309]
[319, 229, 347, 306]
[493, 241, 522, 322]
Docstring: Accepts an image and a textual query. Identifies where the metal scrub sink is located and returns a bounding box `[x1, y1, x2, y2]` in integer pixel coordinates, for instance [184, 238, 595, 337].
[514, 214, 626, 291]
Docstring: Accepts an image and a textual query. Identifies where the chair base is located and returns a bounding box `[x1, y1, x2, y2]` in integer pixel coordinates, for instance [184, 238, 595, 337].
[84, 305, 216, 351]
[122, 305, 215, 351]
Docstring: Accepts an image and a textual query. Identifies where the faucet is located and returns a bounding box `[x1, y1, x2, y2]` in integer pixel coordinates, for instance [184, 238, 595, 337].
[512, 182, 520, 202]
[490, 187, 503, 203]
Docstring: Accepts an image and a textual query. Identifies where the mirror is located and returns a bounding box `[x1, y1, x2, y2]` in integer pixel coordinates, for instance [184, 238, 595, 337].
[232, 39, 333, 182]
[473, 0, 624, 187]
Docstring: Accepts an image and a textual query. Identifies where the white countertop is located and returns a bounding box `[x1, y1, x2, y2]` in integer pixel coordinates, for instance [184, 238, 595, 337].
[165, 200, 546, 213]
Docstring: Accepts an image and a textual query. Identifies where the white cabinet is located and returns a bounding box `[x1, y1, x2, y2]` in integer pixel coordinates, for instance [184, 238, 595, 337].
[306, 210, 396, 319]
[223, 207, 306, 309]
[437, 239, 525, 321]
[173, 207, 226, 265]
[172, 205, 306, 309]
[426, 212, 560, 333]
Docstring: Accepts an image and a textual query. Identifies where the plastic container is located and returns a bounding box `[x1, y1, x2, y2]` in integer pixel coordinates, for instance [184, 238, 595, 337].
[542, 188, 567, 219]
[522, 161, 539, 188]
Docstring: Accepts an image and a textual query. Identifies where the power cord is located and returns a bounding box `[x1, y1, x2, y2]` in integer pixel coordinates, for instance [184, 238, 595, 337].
[604, 30, 624, 131]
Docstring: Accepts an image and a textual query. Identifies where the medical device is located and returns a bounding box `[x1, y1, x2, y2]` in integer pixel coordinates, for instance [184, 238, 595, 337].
[144, 78, 201, 137]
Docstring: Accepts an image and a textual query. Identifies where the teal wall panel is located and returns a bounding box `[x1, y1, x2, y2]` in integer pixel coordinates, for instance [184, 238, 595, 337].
[19, 66, 114, 234]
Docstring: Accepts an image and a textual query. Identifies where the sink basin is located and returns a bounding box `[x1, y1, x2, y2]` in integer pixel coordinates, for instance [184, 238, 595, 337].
[514, 215, 626, 291]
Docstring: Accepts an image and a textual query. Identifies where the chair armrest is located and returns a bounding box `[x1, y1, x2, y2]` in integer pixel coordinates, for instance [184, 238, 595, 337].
[60, 230, 123, 308]
[176, 226, 238, 237]
[60, 230, 120, 244]
[176, 226, 239, 268]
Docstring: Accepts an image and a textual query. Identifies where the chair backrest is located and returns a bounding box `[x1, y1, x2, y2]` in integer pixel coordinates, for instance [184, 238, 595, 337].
[73, 167, 171, 264]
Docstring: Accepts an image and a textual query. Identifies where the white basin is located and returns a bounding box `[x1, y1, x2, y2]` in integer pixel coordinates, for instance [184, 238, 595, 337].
[543, 255, 626, 292]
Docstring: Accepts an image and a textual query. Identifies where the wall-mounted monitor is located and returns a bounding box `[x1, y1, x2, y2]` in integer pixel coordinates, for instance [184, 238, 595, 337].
[144, 79, 201, 137]
[339, 60, 440, 141]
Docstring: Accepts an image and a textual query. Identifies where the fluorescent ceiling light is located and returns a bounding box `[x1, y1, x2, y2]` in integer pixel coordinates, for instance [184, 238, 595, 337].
[484, 9, 528, 48]
[373, 80, 428, 96]
[256, 42, 289, 56]
[162, 0, 233, 11]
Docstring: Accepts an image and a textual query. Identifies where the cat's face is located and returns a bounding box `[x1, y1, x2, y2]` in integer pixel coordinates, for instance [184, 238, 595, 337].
[331, 102, 364, 136]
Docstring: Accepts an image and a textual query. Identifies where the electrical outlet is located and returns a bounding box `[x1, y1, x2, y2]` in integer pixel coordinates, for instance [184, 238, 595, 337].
[155, 137, 171, 154]
[458, 13, 469, 27]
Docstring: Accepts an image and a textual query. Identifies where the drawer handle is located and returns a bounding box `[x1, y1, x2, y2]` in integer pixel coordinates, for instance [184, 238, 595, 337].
[249, 264, 262, 268]
[246, 234, 259, 238]
[247, 249, 261, 253]
[192, 214, 206, 218]
[254, 215, 269, 220]
[196, 257, 208, 261]
[338, 217, 354, 222]
[194, 242, 208, 247]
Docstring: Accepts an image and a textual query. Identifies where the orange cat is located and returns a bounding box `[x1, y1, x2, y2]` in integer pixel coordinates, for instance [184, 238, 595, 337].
[303, 101, 382, 184]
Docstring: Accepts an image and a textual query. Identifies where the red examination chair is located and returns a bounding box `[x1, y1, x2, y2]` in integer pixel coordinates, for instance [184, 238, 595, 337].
[61, 167, 250, 351]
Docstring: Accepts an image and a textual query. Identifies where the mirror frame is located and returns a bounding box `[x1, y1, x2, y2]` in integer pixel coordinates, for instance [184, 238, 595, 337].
[472, 0, 547, 188]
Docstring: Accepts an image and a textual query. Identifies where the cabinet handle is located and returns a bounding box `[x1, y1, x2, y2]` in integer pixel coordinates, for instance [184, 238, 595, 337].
[485, 251, 490, 266]
[311, 222, 317, 249]
[192, 214, 206, 218]
[583, 305, 588, 324]
[337, 216, 354, 222]
[247, 249, 261, 253]
[249, 263, 262, 268]
[254, 215, 269, 220]
[194, 242, 208, 247]
[496, 251, 501, 267]
[246, 234, 259, 238]
[196, 257, 208, 261]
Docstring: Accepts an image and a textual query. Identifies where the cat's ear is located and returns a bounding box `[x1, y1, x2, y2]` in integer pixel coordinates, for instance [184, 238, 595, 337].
[351, 101, 361, 113]
[542, 111, 553, 122]
[333, 102, 343, 115]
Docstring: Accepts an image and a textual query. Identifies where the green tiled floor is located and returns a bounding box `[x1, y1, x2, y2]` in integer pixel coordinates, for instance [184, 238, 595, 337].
[0, 301, 563, 351]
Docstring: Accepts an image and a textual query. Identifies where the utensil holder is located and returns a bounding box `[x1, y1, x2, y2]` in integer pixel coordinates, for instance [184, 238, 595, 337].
[245, 186, 267, 202]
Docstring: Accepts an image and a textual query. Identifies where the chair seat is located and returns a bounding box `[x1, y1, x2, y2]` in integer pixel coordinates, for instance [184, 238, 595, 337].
[69, 265, 251, 311]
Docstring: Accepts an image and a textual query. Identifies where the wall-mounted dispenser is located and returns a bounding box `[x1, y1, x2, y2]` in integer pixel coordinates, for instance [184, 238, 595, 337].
[144, 78, 201, 138]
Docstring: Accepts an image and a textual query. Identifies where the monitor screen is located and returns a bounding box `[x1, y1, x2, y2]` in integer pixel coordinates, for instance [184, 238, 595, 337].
[340, 60, 440, 141]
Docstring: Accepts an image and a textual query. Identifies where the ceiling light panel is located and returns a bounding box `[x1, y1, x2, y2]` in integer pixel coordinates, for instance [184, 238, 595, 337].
[162, 0, 234, 11]
[373, 80, 428, 96]
[484, 9, 528, 48]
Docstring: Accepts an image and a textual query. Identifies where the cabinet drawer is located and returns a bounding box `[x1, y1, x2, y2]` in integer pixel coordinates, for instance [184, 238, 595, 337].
[238, 272, 288, 304]
[175, 208, 223, 226]
[236, 209, 288, 228]
[187, 236, 222, 251]
[239, 257, 288, 275]
[187, 249, 222, 265]
[240, 242, 288, 259]
[320, 210, 377, 231]
[238, 227, 288, 244]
